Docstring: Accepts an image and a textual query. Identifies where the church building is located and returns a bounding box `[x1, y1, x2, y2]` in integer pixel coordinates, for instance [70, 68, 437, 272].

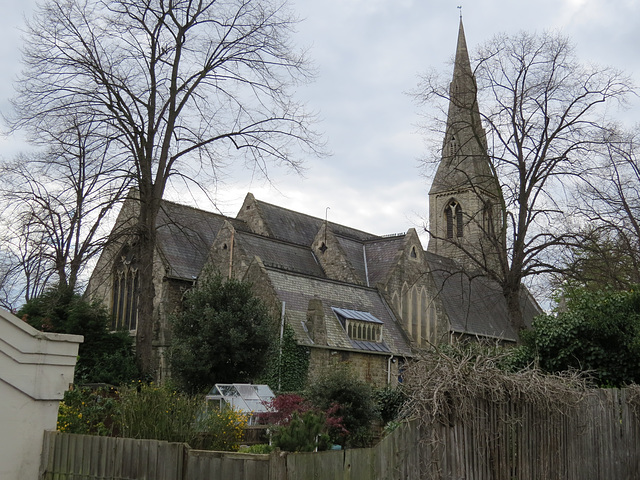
[86, 20, 539, 385]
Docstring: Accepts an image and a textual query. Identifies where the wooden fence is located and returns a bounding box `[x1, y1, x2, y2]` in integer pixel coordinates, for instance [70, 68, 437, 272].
[40, 388, 640, 479]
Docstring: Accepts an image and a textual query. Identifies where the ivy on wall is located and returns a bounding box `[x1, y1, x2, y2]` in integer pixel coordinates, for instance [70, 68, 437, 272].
[261, 323, 309, 393]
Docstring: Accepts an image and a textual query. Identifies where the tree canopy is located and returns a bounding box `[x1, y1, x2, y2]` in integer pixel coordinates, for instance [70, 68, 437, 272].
[10, 0, 321, 375]
[416, 29, 633, 332]
[510, 287, 640, 387]
[169, 273, 275, 393]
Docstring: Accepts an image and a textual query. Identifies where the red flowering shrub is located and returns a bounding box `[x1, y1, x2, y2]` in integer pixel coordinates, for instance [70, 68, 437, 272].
[259, 393, 348, 450]
[259, 394, 312, 425]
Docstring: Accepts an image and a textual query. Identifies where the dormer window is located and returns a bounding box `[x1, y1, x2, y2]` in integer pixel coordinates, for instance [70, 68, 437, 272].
[332, 307, 384, 343]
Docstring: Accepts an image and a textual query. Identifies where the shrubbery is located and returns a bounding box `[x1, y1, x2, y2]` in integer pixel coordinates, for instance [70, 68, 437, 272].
[57, 386, 120, 435]
[56, 382, 248, 451]
[260, 364, 405, 450]
[20, 287, 139, 384]
[306, 363, 378, 447]
[169, 273, 275, 393]
[509, 286, 640, 387]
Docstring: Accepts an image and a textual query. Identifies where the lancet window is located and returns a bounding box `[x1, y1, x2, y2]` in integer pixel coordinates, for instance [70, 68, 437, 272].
[111, 245, 139, 331]
[445, 199, 464, 238]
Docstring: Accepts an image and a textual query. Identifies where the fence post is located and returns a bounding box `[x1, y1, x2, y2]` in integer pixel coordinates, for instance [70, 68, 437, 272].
[38, 430, 57, 480]
[269, 449, 287, 480]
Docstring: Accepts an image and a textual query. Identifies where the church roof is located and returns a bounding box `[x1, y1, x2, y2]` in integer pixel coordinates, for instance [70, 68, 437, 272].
[364, 235, 407, 285]
[156, 200, 248, 280]
[265, 268, 412, 356]
[251, 198, 379, 246]
[148, 192, 536, 346]
[235, 231, 325, 278]
[425, 252, 538, 342]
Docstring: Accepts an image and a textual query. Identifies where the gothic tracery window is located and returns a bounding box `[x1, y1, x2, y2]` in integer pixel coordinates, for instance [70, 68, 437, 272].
[111, 245, 139, 331]
[445, 199, 464, 238]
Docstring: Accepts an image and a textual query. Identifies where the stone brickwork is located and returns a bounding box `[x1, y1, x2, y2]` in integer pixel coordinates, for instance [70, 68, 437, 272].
[427, 20, 506, 274]
[380, 229, 449, 346]
[307, 347, 400, 388]
[236, 193, 271, 237]
[311, 224, 363, 285]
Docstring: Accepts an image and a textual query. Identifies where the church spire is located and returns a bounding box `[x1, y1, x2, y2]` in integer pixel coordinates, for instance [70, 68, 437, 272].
[427, 19, 504, 271]
[430, 18, 492, 196]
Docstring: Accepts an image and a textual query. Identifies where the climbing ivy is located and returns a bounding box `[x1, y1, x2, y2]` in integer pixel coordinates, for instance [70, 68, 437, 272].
[261, 323, 309, 393]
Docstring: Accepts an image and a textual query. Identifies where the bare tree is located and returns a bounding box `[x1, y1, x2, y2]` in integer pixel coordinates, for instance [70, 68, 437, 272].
[562, 129, 640, 289]
[9, 0, 320, 374]
[0, 115, 131, 305]
[416, 30, 633, 331]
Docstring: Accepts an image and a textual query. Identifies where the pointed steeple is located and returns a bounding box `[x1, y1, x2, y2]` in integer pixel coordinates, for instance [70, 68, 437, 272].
[430, 19, 494, 196]
[427, 20, 504, 272]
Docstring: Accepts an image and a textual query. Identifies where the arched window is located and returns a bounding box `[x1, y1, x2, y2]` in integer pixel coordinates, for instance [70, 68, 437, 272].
[445, 200, 463, 238]
[111, 245, 139, 331]
[448, 135, 458, 157]
[483, 200, 495, 237]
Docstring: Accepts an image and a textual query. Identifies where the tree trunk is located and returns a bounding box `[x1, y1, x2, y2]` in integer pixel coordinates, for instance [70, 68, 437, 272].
[504, 282, 526, 340]
[135, 191, 161, 377]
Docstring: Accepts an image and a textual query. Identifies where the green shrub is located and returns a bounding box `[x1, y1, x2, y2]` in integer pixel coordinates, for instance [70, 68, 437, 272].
[271, 411, 331, 452]
[115, 381, 248, 450]
[20, 287, 139, 384]
[508, 286, 640, 387]
[374, 386, 407, 424]
[240, 444, 274, 454]
[170, 273, 275, 393]
[194, 407, 248, 451]
[117, 381, 203, 443]
[57, 386, 120, 436]
[306, 363, 378, 447]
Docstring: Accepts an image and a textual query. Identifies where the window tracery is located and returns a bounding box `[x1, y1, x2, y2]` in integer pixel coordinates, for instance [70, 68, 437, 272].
[445, 199, 464, 238]
[111, 245, 139, 331]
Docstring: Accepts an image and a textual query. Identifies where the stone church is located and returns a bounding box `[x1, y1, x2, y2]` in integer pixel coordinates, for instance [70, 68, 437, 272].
[86, 20, 539, 386]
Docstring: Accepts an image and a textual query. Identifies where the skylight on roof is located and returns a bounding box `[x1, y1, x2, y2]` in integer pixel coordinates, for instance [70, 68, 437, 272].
[331, 307, 383, 324]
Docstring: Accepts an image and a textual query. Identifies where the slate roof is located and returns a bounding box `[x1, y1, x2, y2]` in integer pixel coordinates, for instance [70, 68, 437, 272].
[425, 252, 539, 342]
[335, 235, 368, 282]
[152, 196, 538, 346]
[235, 231, 325, 278]
[364, 236, 407, 285]
[265, 268, 412, 356]
[253, 199, 379, 246]
[156, 200, 247, 280]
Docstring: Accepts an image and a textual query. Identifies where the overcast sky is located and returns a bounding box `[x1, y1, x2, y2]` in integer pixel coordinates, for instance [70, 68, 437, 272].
[1, 0, 639, 244]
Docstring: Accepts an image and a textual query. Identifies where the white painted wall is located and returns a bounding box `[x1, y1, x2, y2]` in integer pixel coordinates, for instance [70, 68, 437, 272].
[0, 308, 82, 480]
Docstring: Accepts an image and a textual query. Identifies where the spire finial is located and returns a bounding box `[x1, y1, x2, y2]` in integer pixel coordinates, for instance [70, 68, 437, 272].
[457, 5, 462, 20]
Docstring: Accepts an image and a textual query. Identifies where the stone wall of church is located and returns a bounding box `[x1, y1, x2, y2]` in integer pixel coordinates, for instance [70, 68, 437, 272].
[235, 193, 271, 237]
[153, 276, 193, 382]
[380, 231, 449, 347]
[311, 225, 362, 285]
[307, 347, 400, 388]
[428, 188, 500, 271]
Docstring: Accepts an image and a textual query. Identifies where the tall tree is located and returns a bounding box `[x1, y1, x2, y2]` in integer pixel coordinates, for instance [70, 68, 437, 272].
[10, 0, 320, 374]
[561, 130, 640, 290]
[416, 29, 633, 331]
[0, 115, 130, 306]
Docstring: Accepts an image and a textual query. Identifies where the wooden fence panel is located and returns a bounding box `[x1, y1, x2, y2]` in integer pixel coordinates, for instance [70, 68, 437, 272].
[40, 389, 640, 480]
[183, 449, 270, 480]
